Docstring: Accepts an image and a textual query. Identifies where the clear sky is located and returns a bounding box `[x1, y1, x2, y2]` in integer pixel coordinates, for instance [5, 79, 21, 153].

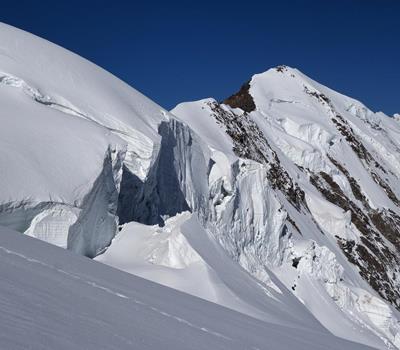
[0, 0, 398, 114]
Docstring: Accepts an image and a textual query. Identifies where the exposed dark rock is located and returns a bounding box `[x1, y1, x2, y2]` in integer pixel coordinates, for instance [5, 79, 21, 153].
[330, 116, 399, 206]
[370, 209, 400, 250]
[208, 101, 305, 209]
[223, 81, 256, 113]
[287, 215, 302, 235]
[276, 65, 288, 73]
[292, 257, 301, 268]
[331, 116, 373, 163]
[304, 86, 332, 105]
[328, 156, 370, 209]
[311, 168, 400, 310]
[337, 236, 400, 309]
[370, 172, 400, 206]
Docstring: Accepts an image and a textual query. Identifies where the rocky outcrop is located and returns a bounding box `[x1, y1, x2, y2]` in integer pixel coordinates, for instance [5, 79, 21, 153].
[223, 81, 256, 113]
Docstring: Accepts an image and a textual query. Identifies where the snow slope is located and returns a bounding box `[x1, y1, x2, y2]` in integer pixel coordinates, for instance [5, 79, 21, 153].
[97, 212, 325, 330]
[0, 225, 373, 350]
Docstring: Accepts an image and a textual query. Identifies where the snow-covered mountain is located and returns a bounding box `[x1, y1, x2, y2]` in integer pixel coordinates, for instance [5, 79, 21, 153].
[0, 22, 399, 349]
[168, 66, 400, 349]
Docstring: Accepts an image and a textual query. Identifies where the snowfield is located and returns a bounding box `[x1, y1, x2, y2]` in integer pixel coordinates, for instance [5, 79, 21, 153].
[0, 22, 400, 349]
[0, 226, 373, 350]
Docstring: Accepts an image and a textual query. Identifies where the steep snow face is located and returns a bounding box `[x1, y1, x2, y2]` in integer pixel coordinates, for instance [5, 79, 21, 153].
[0, 23, 174, 256]
[171, 66, 400, 349]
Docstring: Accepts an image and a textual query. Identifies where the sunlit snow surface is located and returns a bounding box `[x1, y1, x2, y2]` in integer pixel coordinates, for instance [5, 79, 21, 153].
[0, 22, 170, 257]
[0, 226, 374, 350]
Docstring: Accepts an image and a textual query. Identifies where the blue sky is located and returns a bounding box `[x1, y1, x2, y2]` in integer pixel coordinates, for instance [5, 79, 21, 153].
[1, 0, 399, 114]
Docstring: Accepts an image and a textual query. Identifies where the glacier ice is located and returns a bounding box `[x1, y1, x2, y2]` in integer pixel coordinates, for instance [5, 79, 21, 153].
[0, 23, 400, 350]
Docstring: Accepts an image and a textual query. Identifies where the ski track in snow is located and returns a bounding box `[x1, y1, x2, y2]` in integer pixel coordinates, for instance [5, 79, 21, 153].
[0, 245, 239, 345]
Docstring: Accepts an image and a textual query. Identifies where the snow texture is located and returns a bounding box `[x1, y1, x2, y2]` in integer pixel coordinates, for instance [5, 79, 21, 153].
[0, 225, 374, 350]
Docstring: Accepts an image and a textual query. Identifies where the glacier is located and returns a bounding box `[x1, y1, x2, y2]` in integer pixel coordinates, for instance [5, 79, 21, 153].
[0, 23, 399, 349]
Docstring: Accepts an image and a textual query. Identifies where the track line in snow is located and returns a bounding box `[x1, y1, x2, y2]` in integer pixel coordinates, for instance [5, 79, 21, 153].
[0, 245, 239, 344]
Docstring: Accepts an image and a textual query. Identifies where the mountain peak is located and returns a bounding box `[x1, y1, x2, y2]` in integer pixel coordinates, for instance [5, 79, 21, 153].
[222, 65, 319, 113]
[257, 64, 300, 77]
